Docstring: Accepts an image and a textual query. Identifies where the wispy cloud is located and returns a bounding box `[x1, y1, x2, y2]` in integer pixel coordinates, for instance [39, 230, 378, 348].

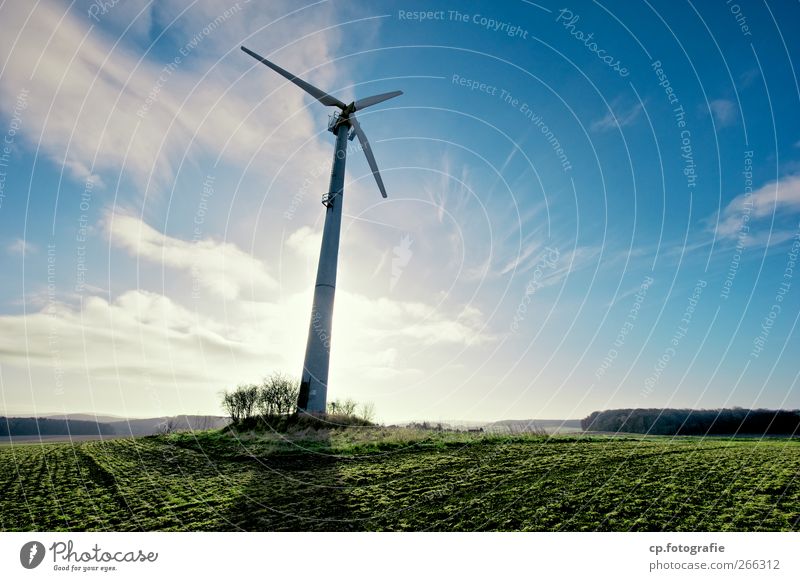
[0, 1, 341, 188]
[424, 153, 474, 224]
[591, 101, 643, 132]
[713, 174, 800, 242]
[349, 293, 491, 347]
[7, 239, 37, 255]
[707, 99, 737, 127]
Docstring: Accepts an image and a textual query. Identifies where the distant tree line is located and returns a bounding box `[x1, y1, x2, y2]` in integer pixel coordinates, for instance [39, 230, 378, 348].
[581, 408, 800, 436]
[1, 417, 114, 436]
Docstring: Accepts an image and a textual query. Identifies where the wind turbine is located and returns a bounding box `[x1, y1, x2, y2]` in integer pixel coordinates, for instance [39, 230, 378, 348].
[241, 46, 402, 414]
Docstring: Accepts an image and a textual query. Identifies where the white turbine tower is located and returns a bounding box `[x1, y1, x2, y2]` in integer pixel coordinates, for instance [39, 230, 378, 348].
[241, 46, 402, 414]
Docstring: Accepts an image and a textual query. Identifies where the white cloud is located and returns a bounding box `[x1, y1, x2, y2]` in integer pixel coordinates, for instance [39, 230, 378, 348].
[0, 283, 491, 415]
[341, 293, 491, 347]
[708, 99, 737, 127]
[494, 235, 599, 290]
[544, 245, 601, 284]
[286, 225, 322, 259]
[107, 211, 276, 299]
[7, 239, 37, 255]
[0, 212, 492, 415]
[0, 289, 277, 416]
[714, 174, 800, 241]
[0, 289, 247, 370]
[591, 101, 643, 132]
[499, 236, 543, 276]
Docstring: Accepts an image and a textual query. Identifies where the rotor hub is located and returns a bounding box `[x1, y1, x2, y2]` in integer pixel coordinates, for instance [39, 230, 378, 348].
[327, 110, 351, 134]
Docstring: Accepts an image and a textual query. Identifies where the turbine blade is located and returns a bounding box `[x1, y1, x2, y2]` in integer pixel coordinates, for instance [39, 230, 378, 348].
[241, 46, 346, 109]
[349, 115, 388, 198]
[353, 90, 403, 112]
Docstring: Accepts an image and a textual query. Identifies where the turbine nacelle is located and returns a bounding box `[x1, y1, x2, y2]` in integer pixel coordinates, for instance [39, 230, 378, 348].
[241, 45, 401, 199]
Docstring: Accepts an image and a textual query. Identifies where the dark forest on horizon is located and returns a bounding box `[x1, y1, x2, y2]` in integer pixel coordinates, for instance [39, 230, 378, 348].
[582, 408, 800, 436]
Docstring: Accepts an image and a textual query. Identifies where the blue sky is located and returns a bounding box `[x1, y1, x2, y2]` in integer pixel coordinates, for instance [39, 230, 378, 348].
[0, 0, 799, 422]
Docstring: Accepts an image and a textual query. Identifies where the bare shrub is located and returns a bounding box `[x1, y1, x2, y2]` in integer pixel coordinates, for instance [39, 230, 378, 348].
[221, 383, 259, 423]
[359, 401, 376, 423]
[257, 373, 300, 418]
[327, 398, 357, 416]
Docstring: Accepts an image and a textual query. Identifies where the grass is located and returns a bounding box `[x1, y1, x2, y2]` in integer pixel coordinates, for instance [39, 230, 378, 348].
[1, 428, 799, 531]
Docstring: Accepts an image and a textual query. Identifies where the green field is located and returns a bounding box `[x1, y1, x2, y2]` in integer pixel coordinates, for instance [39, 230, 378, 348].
[1, 429, 799, 531]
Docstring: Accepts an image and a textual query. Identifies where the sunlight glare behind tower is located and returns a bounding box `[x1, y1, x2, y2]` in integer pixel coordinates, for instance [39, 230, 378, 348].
[241, 45, 402, 414]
